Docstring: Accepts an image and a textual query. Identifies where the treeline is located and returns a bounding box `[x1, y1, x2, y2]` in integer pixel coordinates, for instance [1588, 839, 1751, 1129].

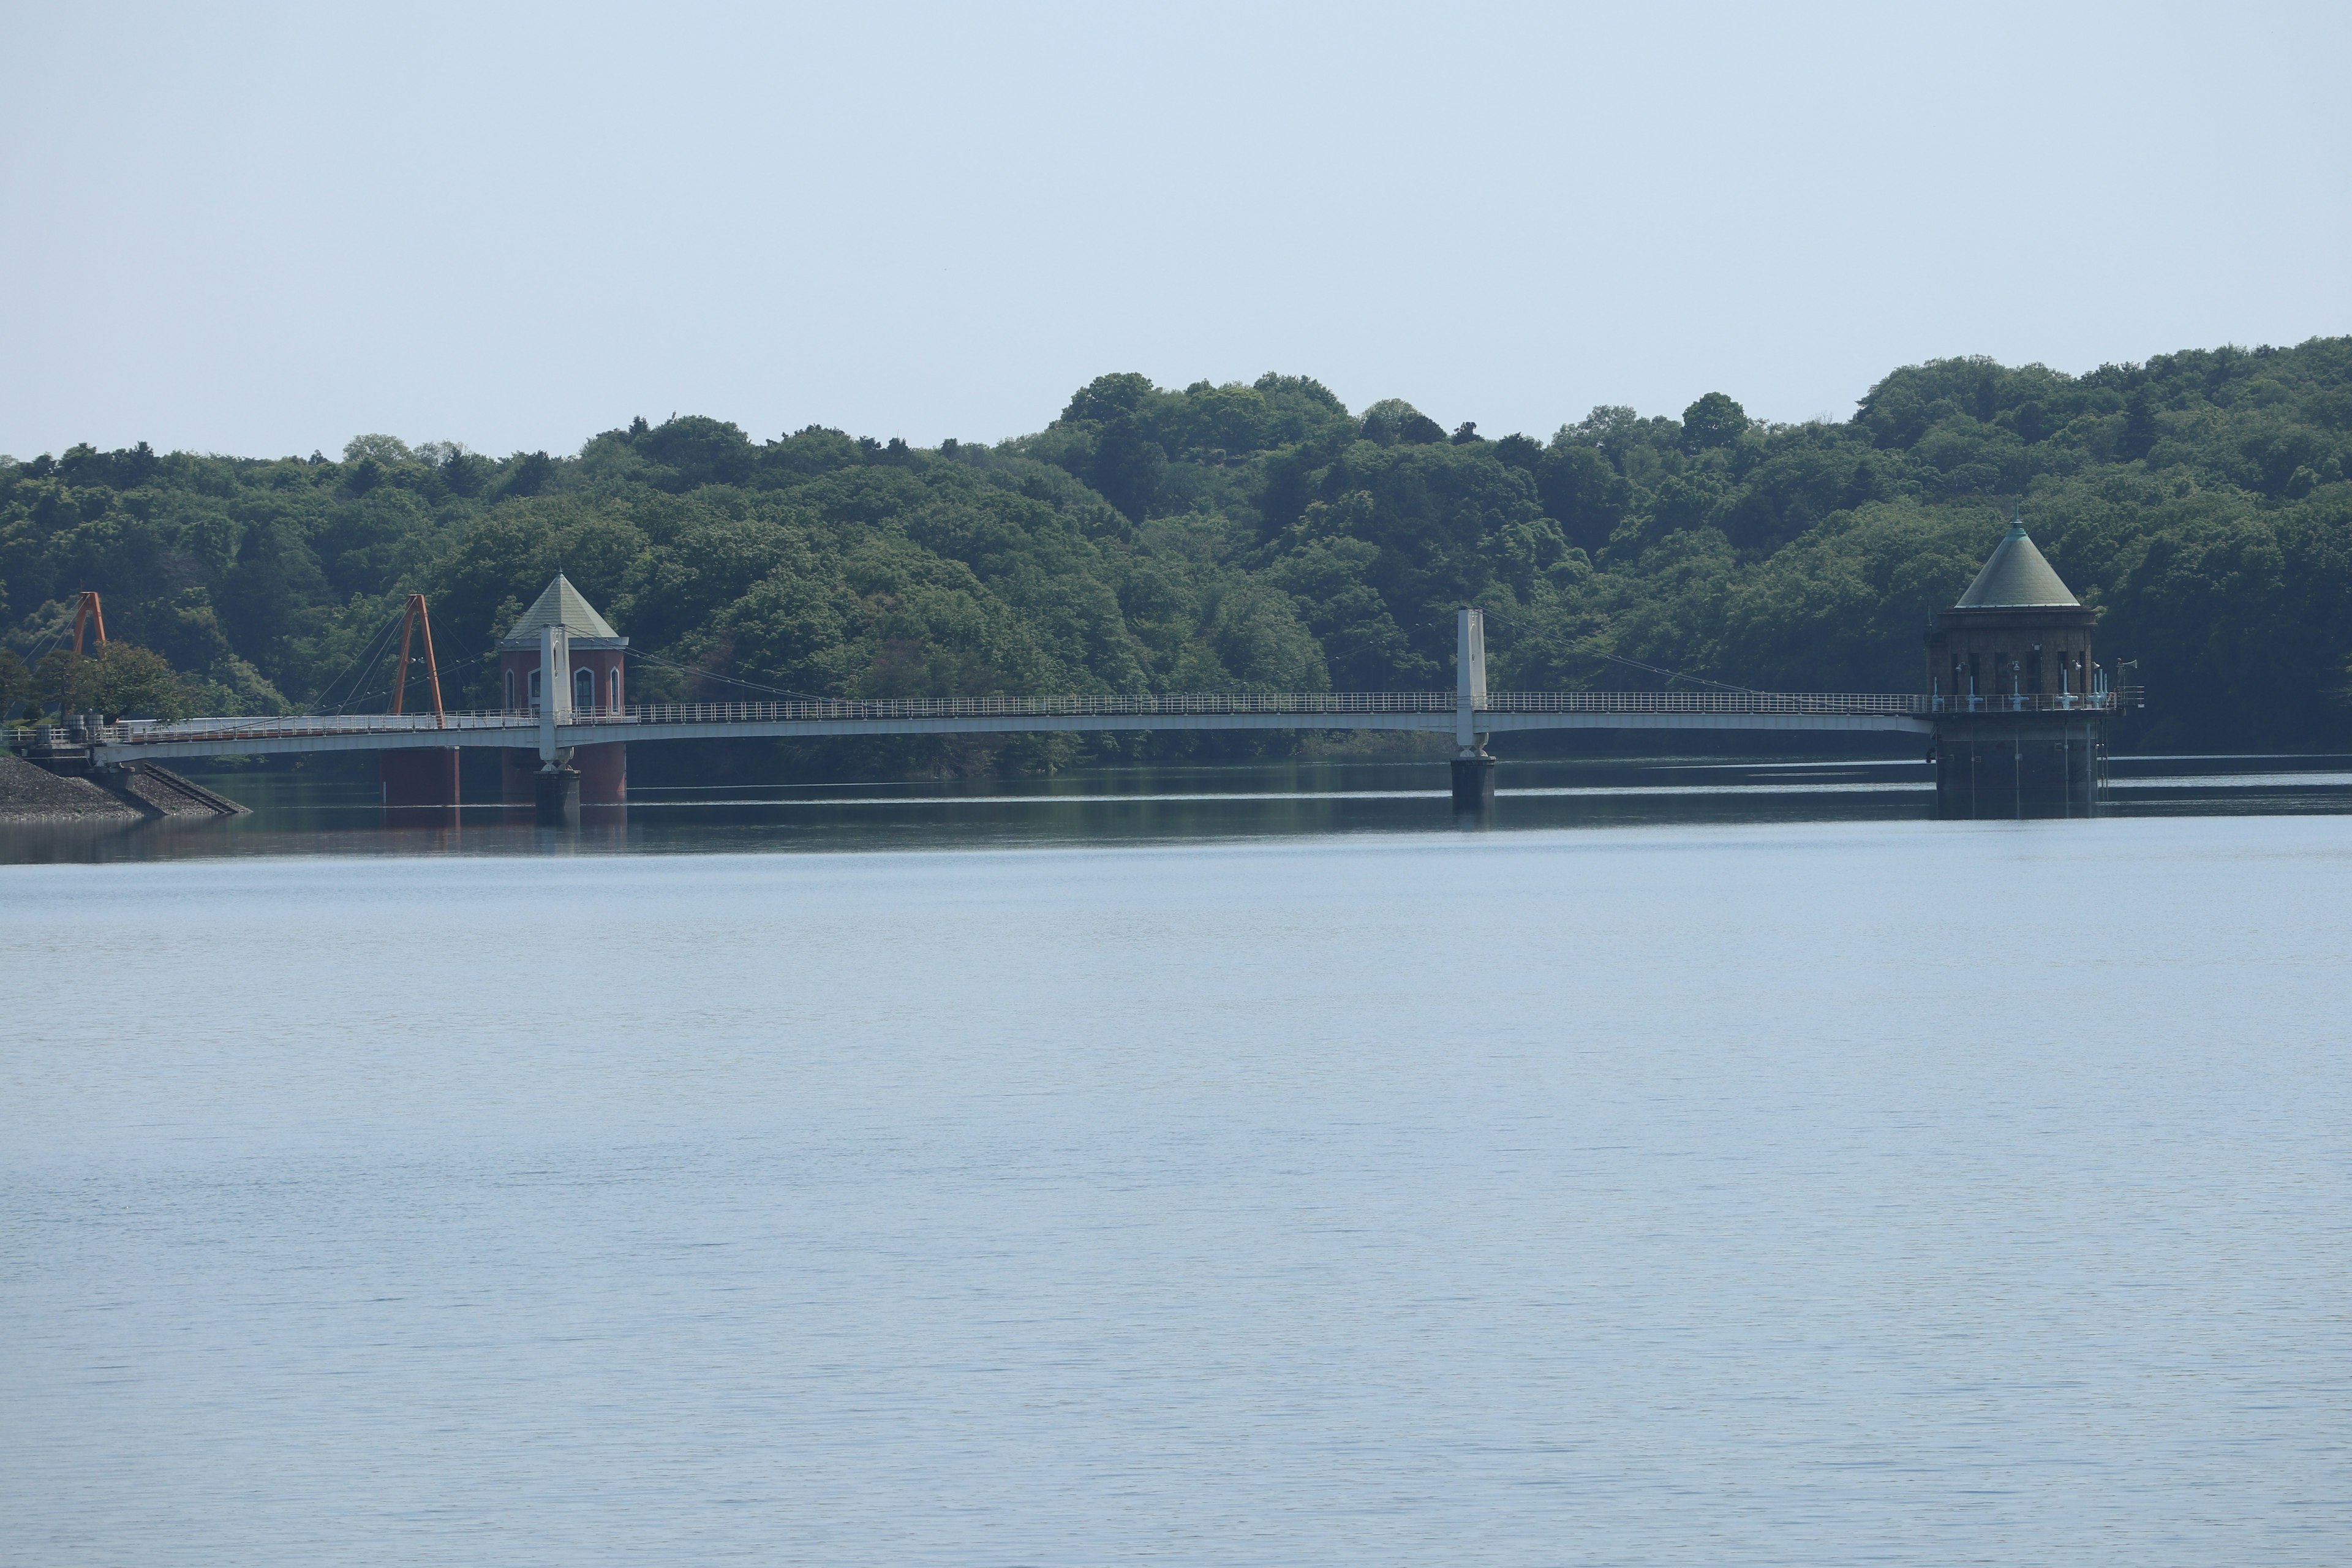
[5, 337, 2350, 759]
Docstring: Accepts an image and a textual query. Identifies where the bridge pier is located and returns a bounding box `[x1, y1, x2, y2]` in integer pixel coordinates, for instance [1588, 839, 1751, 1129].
[533, 764, 580, 826]
[379, 748, 459, 817]
[502, 745, 625, 813]
[1931, 712, 2105, 820]
[1450, 753, 1496, 812]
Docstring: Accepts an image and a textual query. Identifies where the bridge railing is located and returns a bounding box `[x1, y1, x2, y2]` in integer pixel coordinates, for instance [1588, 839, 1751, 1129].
[12, 711, 631, 751]
[39, 687, 2139, 749]
[596, 691, 2128, 723]
[1486, 692, 1926, 715]
[1487, 690, 2133, 716]
[37, 712, 541, 748]
[606, 692, 1460, 724]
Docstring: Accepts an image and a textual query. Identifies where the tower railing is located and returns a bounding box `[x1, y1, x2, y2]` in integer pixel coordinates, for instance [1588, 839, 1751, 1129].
[1926, 689, 2141, 714]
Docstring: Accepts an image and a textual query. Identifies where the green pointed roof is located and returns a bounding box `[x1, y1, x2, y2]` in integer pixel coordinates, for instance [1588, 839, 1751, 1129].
[1954, 522, 2079, 609]
[497, 573, 623, 647]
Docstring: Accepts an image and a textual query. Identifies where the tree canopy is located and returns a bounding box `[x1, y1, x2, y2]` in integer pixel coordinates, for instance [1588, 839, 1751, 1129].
[6, 339, 2350, 757]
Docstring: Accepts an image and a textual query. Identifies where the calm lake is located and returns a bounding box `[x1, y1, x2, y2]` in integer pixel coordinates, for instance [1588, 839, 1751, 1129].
[4, 756, 2348, 1564]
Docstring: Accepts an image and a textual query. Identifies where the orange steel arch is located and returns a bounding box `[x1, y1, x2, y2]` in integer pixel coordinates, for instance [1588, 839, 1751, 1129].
[386, 594, 447, 725]
[70, 590, 107, 655]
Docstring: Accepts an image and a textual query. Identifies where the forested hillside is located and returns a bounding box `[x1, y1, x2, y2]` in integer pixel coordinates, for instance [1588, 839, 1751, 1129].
[6, 337, 2350, 759]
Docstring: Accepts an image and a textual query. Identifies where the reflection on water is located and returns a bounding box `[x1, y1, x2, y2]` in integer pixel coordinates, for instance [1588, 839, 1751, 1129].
[2, 750, 2348, 864]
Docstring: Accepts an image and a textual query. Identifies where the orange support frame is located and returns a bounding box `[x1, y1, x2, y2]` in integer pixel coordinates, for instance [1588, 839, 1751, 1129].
[387, 594, 447, 726]
[70, 590, 107, 655]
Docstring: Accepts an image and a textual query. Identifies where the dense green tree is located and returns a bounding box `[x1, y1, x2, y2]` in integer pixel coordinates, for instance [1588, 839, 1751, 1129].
[6, 337, 2350, 760]
[88, 643, 195, 721]
[28, 643, 193, 721]
[1680, 392, 1749, 451]
[0, 647, 31, 714]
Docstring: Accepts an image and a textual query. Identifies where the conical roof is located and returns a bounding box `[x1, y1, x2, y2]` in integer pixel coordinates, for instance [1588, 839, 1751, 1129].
[1954, 521, 2078, 609]
[497, 573, 622, 647]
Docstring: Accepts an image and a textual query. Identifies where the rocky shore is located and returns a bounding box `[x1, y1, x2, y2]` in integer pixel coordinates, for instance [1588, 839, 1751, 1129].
[0, 754, 247, 822]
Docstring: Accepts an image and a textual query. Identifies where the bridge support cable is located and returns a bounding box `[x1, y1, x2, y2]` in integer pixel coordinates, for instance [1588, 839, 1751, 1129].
[312, 605, 412, 717]
[13, 590, 111, 727]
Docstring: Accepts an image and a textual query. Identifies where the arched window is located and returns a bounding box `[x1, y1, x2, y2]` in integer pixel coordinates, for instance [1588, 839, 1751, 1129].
[608, 665, 622, 708]
[505, 669, 516, 710]
[528, 669, 541, 710]
[575, 667, 595, 711]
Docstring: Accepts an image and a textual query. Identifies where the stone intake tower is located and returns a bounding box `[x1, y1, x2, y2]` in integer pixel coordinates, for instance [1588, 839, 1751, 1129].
[1924, 516, 2105, 819]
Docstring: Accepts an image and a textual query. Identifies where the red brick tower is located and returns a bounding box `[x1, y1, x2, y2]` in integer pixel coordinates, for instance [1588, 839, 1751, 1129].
[496, 575, 630, 808]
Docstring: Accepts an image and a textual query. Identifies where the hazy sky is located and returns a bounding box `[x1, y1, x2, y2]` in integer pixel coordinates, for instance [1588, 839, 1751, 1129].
[4, 1, 2346, 461]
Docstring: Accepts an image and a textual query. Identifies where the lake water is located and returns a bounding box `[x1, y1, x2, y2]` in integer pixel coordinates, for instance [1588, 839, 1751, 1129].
[4, 760, 2349, 1564]
[7, 749, 2352, 864]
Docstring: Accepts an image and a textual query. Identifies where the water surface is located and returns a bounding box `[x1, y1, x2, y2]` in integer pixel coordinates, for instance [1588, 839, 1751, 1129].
[4, 810, 2347, 1565]
[7, 749, 2349, 864]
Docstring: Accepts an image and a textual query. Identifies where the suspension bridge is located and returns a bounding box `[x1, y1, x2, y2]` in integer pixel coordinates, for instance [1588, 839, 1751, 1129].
[8, 519, 2137, 821]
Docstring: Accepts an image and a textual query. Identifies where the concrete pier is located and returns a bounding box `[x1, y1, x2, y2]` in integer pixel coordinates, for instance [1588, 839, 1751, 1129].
[1931, 712, 2105, 820]
[379, 747, 459, 812]
[1450, 755, 1496, 812]
[533, 766, 579, 826]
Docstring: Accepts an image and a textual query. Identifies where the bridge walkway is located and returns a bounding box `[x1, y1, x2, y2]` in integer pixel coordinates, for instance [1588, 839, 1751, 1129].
[15, 690, 2160, 767]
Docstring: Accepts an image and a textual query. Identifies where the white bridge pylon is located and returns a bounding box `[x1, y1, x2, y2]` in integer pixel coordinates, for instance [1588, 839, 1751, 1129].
[538, 622, 570, 764]
[1457, 606, 1488, 756]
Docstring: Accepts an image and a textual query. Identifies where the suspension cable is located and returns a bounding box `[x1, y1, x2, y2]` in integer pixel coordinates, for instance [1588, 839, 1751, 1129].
[312, 606, 407, 712]
[623, 646, 836, 703]
[1469, 602, 1754, 693]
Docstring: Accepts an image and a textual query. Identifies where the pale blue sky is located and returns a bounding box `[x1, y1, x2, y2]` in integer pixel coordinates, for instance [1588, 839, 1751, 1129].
[4, 1, 2345, 459]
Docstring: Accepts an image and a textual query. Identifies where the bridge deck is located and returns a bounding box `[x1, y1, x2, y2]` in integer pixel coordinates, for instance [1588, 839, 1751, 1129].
[9, 690, 2139, 764]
